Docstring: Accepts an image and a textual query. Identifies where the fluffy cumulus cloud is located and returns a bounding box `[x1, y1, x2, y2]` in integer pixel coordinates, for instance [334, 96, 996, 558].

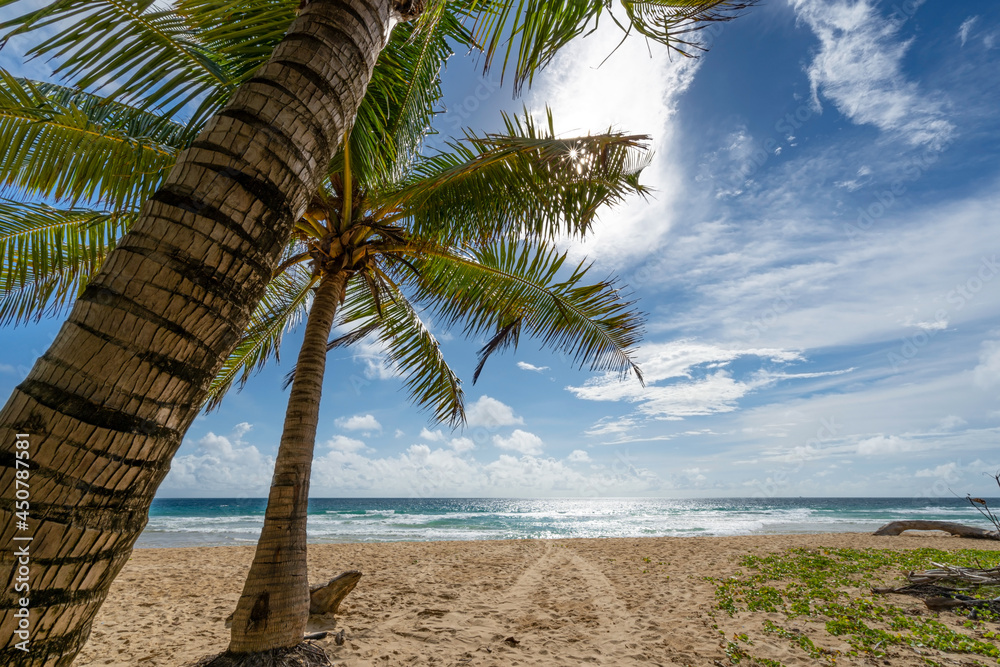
[326, 435, 367, 452]
[419, 427, 446, 442]
[161, 423, 274, 495]
[856, 435, 910, 457]
[335, 414, 382, 433]
[492, 429, 544, 456]
[308, 445, 663, 497]
[465, 395, 524, 429]
[567, 449, 592, 463]
[915, 462, 959, 481]
[790, 0, 954, 148]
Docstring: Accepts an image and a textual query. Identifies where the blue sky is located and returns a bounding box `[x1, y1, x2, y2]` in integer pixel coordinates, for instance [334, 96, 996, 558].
[2, 0, 1000, 498]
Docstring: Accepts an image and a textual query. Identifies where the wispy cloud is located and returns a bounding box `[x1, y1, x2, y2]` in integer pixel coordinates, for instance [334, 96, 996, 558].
[791, 0, 954, 148]
[517, 361, 550, 373]
[959, 16, 979, 46]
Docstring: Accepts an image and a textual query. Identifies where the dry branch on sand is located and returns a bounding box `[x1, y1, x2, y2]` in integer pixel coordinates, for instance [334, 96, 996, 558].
[873, 520, 1000, 540]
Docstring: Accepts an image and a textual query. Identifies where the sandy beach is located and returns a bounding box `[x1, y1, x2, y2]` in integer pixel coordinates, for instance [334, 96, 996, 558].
[77, 532, 1000, 666]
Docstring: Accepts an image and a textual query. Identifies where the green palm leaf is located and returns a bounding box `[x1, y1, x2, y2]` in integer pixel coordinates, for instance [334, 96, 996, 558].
[203, 261, 316, 410]
[172, 0, 300, 128]
[386, 109, 650, 242]
[470, 0, 758, 93]
[0, 72, 184, 212]
[0, 0, 233, 115]
[332, 270, 465, 427]
[345, 18, 456, 187]
[0, 199, 133, 324]
[399, 240, 645, 383]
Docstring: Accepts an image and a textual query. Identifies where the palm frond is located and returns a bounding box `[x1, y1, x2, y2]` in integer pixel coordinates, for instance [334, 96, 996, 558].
[385, 109, 650, 243]
[0, 262, 92, 326]
[173, 0, 299, 128]
[400, 239, 645, 383]
[0, 0, 234, 115]
[469, 0, 757, 93]
[335, 270, 465, 427]
[0, 72, 184, 212]
[203, 263, 315, 410]
[0, 199, 133, 324]
[345, 19, 452, 187]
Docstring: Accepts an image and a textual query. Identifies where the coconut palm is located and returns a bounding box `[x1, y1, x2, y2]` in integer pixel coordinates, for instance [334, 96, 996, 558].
[0, 0, 753, 663]
[211, 112, 648, 660]
[1, 3, 650, 662]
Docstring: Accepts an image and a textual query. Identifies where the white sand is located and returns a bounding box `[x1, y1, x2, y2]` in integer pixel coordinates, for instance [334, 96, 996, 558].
[77, 532, 1000, 666]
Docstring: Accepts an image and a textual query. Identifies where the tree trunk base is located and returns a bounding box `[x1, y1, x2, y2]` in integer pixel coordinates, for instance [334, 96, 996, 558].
[194, 642, 332, 667]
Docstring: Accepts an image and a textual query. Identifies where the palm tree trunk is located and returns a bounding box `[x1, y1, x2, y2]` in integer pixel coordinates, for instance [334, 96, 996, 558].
[0, 0, 398, 664]
[227, 271, 347, 654]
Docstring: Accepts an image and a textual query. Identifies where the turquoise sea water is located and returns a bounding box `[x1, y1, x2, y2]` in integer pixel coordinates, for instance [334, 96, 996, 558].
[135, 497, 1000, 548]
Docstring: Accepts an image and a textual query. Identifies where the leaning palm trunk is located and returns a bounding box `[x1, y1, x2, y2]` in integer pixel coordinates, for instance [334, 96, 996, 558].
[227, 272, 347, 654]
[0, 0, 394, 663]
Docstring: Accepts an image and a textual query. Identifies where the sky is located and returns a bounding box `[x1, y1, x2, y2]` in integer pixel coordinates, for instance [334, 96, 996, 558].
[2, 0, 1000, 498]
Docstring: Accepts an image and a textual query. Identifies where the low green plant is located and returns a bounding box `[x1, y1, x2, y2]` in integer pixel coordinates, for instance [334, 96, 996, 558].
[711, 548, 1000, 665]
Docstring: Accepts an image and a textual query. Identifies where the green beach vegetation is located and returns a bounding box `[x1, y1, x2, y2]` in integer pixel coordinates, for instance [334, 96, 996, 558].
[711, 547, 1000, 666]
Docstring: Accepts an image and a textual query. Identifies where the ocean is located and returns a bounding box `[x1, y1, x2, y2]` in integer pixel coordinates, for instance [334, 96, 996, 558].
[134, 497, 1000, 548]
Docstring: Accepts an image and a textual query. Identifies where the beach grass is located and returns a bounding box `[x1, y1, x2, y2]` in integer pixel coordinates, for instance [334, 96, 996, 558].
[711, 547, 1000, 666]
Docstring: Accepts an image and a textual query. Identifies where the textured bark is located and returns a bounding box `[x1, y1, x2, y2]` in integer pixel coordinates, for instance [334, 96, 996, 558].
[228, 272, 348, 653]
[0, 0, 392, 664]
[873, 520, 1000, 540]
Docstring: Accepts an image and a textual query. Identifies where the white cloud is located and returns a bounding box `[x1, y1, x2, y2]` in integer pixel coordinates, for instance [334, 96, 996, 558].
[525, 12, 701, 262]
[517, 361, 550, 373]
[326, 435, 367, 452]
[856, 434, 910, 456]
[938, 415, 967, 430]
[448, 437, 476, 453]
[973, 341, 1000, 389]
[492, 429, 544, 456]
[419, 427, 446, 442]
[335, 414, 382, 434]
[681, 467, 708, 482]
[567, 449, 591, 463]
[466, 395, 524, 428]
[161, 423, 274, 494]
[791, 0, 954, 148]
[567, 342, 821, 420]
[915, 462, 959, 481]
[959, 16, 978, 46]
[309, 446, 662, 497]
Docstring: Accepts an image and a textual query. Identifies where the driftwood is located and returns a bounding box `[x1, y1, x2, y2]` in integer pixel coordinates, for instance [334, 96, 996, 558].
[906, 562, 1000, 586]
[309, 571, 362, 616]
[875, 582, 1000, 616]
[873, 520, 1000, 540]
